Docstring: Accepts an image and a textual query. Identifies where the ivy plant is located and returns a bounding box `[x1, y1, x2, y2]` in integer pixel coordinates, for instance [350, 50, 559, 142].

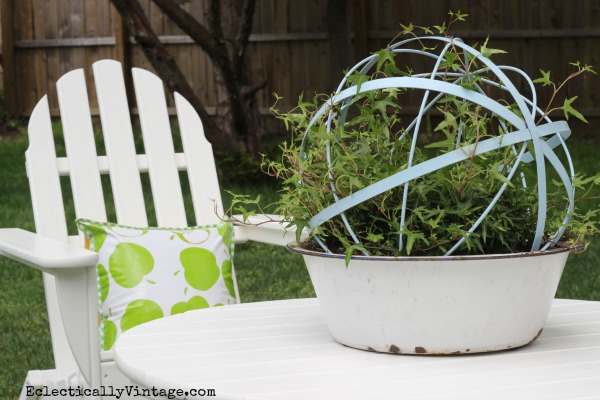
[229, 13, 599, 258]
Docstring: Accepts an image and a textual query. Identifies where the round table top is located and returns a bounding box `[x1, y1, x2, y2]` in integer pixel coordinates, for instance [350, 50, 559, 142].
[114, 298, 600, 400]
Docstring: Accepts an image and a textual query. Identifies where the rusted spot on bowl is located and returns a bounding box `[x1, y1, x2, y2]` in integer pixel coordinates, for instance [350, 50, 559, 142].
[528, 328, 544, 345]
[414, 346, 427, 354]
[388, 345, 401, 353]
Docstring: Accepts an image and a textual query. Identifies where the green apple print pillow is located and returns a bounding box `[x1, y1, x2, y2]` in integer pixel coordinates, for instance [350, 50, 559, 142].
[76, 218, 237, 351]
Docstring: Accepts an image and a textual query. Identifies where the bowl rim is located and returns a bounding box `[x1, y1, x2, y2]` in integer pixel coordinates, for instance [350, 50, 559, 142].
[286, 241, 582, 262]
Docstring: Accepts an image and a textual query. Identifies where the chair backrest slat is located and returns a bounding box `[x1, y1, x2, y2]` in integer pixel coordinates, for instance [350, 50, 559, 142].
[25, 96, 69, 241]
[175, 93, 223, 226]
[132, 67, 187, 227]
[93, 60, 148, 227]
[56, 69, 107, 222]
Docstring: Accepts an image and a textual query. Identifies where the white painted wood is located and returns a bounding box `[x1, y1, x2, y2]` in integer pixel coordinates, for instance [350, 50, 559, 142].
[132, 67, 187, 227]
[54, 69, 106, 390]
[56, 68, 107, 222]
[25, 96, 79, 377]
[0, 230, 100, 391]
[115, 298, 600, 400]
[175, 92, 222, 226]
[93, 60, 147, 227]
[0, 228, 98, 270]
[55, 153, 189, 176]
[54, 266, 101, 392]
[25, 96, 68, 241]
[233, 214, 304, 246]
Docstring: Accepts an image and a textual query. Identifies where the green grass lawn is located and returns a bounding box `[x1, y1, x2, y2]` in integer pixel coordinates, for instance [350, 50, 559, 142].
[0, 130, 598, 399]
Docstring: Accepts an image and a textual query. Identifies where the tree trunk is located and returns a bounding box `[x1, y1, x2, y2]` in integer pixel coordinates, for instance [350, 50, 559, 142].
[110, 0, 248, 154]
[210, 0, 264, 157]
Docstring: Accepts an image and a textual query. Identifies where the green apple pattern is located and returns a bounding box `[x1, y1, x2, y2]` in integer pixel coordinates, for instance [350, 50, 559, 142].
[101, 319, 117, 351]
[87, 224, 108, 251]
[109, 242, 154, 288]
[120, 299, 164, 332]
[76, 219, 236, 352]
[97, 263, 109, 303]
[171, 295, 209, 315]
[222, 259, 235, 298]
[180, 247, 220, 291]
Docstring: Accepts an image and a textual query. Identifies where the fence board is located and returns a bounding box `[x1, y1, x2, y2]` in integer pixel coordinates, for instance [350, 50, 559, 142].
[1, 0, 598, 135]
[1, 0, 16, 113]
[17, 0, 33, 41]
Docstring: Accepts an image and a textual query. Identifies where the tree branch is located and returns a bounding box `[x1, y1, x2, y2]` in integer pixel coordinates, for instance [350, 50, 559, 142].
[234, 0, 257, 77]
[150, 0, 219, 61]
[112, 0, 264, 157]
[205, 0, 237, 88]
[208, 0, 226, 48]
[238, 0, 256, 46]
[109, 0, 238, 153]
[151, 0, 239, 115]
[242, 80, 268, 100]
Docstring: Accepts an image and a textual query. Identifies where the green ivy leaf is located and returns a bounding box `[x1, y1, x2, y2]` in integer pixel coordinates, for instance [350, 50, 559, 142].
[489, 162, 515, 188]
[374, 49, 395, 73]
[563, 96, 588, 122]
[405, 234, 415, 256]
[533, 70, 552, 86]
[366, 233, 385, 243]
[479, 37, 507, 59]
[450, 10, 469, 21]
[344, 243, 368, 266]
[399, 22, 414, 34]
[346, 71, 370, 92]
[292, 220, 309, 245]
[434, 23, 446, 34]
[433, 110, 458, 133]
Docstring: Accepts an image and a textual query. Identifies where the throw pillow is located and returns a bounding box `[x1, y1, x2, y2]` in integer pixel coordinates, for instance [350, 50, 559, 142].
[76, 218, 237, 351]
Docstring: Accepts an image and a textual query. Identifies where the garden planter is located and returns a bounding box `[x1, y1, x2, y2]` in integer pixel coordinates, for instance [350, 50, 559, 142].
[289, 243, 574, 354]
[228, 27, 598, 355]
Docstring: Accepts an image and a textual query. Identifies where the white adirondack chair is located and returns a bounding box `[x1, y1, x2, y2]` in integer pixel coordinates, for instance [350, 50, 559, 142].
[0, 60, 294, 399]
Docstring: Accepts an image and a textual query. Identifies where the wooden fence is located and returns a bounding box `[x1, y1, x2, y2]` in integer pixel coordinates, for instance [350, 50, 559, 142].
[1, 0, 599, 134]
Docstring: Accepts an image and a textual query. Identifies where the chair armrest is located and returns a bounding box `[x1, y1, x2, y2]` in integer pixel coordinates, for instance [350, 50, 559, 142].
[0, 228, 98, 272]
[232, 214, 308, 247]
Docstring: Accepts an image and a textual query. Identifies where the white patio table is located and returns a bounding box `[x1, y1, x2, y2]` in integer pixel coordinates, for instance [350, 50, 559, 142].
[114, 298, 600, 400]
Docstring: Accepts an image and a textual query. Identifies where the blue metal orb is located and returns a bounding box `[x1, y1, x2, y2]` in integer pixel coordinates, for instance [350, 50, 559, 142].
[303, 36, 575, 255]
